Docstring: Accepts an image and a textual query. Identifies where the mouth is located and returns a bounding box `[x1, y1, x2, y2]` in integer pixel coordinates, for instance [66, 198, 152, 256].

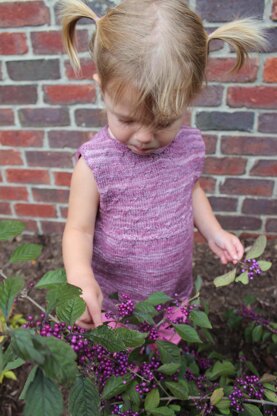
[130, 146, 155, 154]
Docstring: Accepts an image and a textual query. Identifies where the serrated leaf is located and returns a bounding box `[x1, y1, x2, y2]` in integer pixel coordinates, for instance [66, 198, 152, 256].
[87, 325, 126, 352]
[4, 357, 24, 372]
[206, 361, 235, 381]
[113, 327, 147, 349]
[156, 340, 181, 364]
[243, 403, 263, 416]
[245, 236, 267, 260]
[157, 362, 180, 375]
[146, 292, 172, 306]
[214, 269, 236, 287]
[210, 388, 224, 405]
[252, 325, 263, 343]
[0, 276, 25, 319]
[264, 389, 277, 403]
[235, 272, 249, 285]
[19, 366, 37, 400]
[260, 374, 277, 383]
[56, 296, 86, 326]
[150, 407, 175, 415]
[125, 380, 141, 407]
[190, 310, 212, 329]
[10, 329, 45, 365]
[145, 388, 160, 411]
[164, 380, 189, 400]
[23, 367, 63, 416]
[169, 404, 181, 412]
[69, 375, 100, 416]
[0, 220, 25, 241]
[10, 243, 42, 263]
[35, 269, 67, 289]
[102, 375, 130, 400]
[173, 324, 202, 343]
[257, 261, 272, 272]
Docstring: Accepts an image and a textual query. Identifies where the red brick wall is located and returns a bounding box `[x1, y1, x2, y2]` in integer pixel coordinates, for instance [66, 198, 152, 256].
[0, 0, 276, 236]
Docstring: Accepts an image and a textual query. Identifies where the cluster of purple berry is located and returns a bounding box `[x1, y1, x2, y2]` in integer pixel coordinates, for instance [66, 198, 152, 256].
[112, 405, 139, 416]
[117, 294, 135, 318]
[138, 322, 159, 341]
[240, 305, 270, 327]
[229, 375, 264, 413]
[135, 357, 163, 395]
[241, 259, 262, 280]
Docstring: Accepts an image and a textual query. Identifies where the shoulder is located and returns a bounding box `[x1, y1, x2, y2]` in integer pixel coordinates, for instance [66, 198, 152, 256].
[176, 125, 205, 154]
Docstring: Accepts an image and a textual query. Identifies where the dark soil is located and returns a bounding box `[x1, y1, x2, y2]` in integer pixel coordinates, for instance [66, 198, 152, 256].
[0, 234, 276, 416]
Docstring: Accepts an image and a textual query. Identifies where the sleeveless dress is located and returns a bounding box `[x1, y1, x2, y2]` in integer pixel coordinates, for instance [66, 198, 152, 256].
[77, 125, 205, 312]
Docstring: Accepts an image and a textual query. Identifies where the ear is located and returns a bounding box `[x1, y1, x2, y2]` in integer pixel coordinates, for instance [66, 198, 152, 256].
[93, 73, 101, 85]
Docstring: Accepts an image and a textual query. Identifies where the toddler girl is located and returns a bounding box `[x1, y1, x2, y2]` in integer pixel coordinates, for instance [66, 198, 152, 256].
[60, 0, 266, 329]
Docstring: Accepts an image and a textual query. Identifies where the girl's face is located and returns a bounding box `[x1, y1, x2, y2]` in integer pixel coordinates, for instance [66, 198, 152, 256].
[102, 84, 185, 156]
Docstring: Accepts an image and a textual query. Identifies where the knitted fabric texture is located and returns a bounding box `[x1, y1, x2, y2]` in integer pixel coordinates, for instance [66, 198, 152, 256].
[78, 125, 205, 312]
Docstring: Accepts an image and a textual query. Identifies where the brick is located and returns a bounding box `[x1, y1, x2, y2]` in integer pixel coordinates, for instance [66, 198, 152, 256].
[264, 58, 277, 83]
[196, 0, 264, 22]
[15, 203, 56, 218]
[208, 197, 238, 212]
[266, 219, 277, 233]
[0, 186, 28, 201]
[192, 86, 223, 107]
[0, 1, 50, 27]
[32, 188, 69, 203]
[0, 85, 37, 105]
[41, 221, 65, 234]
[43, 85, 96, 105]
[0, 109, 14, 126]
[205, 28, 224, 52]
[7, 59, 60, 81]
[242, 199, 277, 215]
[216, 215, 262, 231]
[250, 160, 277, 177]
[272, 0, 277, 20]
[202, 135, 217, 154]
[227, 87, 277, 109]
[196, 111, 254, 132]
[204, 157, 246, 175]
[0, 33, 28, 55]
[26, 151, 73, 168]
[0, 131, 44, 147]
[266, 27, 277, 53]
[48, 130, 91, 149]
[206, 58, 258, 83]
[220, 179, 274, 197]
[0, 62, 2, 80]
[6, 169, 50, 185]
[32, 30, 88, 55]
[199, 177, 216, 193]
[19, 108, 70, 128]
[60, 206, 68, 219]
[75, 109, 107, 128]
[0, 149, 22, 166]
[221, 136, 277, 156]
[0, 203, 11, 215]
[258, 113, 277, 133]
[54, 172, 72, 187]
[65, 58, 97, 80]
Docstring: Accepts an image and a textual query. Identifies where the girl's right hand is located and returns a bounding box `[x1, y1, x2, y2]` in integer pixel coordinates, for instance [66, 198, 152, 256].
[76, 279, 103, 329]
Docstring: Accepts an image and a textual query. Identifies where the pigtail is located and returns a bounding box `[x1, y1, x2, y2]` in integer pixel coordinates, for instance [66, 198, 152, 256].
[58, 0, 100, 73]
[207, 18, 268, 71]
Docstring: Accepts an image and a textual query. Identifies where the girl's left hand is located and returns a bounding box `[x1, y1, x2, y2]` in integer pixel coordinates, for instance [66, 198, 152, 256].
[208, 229, 244, 265]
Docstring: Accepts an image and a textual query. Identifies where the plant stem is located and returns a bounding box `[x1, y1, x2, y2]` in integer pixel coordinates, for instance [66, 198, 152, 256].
[244, 398, 277, 407]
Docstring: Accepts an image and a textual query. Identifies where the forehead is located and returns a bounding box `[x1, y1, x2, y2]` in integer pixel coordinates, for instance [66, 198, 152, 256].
[104, 83, 142, 118]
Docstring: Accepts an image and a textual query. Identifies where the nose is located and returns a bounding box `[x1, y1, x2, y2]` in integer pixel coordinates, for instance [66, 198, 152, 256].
[134, 126, 154, 147]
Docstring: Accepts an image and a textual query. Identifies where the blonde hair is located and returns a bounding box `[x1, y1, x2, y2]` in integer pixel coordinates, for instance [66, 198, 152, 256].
[59, 0, 267, 126]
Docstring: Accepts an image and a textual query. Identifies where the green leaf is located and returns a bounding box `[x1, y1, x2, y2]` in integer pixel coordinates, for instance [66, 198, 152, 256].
[195, 275, 203, 292]
[214, 269, 236, 287]
[0, 348, 3, 373]
[264, 389, 277, 403]
[150, 407, 175, 415]
[252, 325, 263, 343]
[87, 325, 126, 352]
[4, 357, 25, 372]
[69, 375, 100, 416]
[146, 292, 172, 306]
[0, 220, 25, 241]
[19, 366, 37, 400]
[10, 243, 42, 263]
[125, 381, 141, 407]
[210, 388, 224, 405]
[164, 380, 189, 400]
[235, 272, 249, 285]
[245, 236, 267, 260]
[243, 403, 263, 416]
[173, 324, 202, 343]
[56, 296, 86, 326]
[206, 361, 236, 381]
[23, 367, 63, 416]
[46, 283, 84, 324]
[0, 276, 25, 319]
[35, 269, 67, 289]
[156, 340, 181, 364]
[11, 329, 45, 365]
[190, 310, 212, 329]
[133, 301, 158, 325]
[102, 375, 130, 400]
[113, 327, 147, 349]
[215, 399, 231, 414]
[145, 388, 160, 411]
[257, 261, 272, 272]
[169, 404, 181, 412]
[157, 362, 180, 375]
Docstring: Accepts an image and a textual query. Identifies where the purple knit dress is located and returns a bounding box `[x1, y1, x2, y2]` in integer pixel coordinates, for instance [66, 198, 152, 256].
[78, 125, 205, 312]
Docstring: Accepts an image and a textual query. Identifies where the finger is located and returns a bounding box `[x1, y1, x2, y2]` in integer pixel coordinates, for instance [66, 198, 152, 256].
[89, 305, 103, 327]
[209, 241, 225, 259]
[75, 319, 95, 330]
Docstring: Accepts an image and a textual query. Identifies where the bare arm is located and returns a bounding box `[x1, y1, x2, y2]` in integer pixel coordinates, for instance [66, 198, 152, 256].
[62, 157, 103, 328]
[192, 181, 244, 264]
